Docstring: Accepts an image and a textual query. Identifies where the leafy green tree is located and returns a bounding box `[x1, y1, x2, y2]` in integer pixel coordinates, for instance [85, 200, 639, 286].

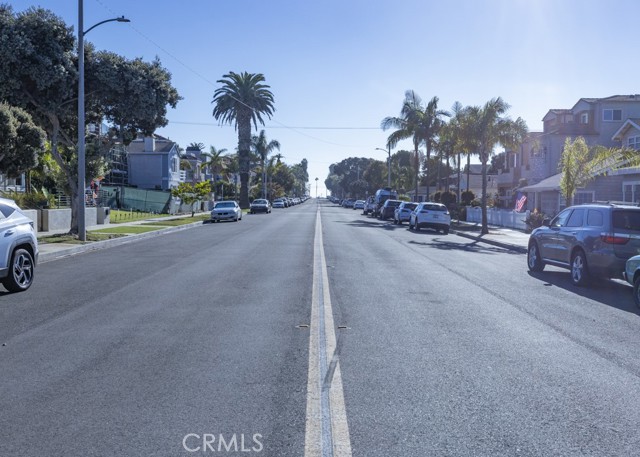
[212, 71, 275, 209]
[363, 160, 386, 194]
[171, 181, 211, 216]
[0, 5, 180, 234]
[462, 98, 528, 234]
[201, 145, 229, 198]
[0, 103, 46, 177]
[251, 130, 280, 198]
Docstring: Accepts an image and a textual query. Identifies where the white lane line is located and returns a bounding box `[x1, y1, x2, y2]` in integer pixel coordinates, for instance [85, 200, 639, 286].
[304, 208, 352, 457]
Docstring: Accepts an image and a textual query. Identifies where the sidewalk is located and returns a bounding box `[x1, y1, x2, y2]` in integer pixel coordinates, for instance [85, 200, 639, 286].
[450, 221, 529, 253]
[37, 213, 205, 263]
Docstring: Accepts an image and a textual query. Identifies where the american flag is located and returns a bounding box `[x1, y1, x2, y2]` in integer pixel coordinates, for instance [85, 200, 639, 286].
[515, 194, 527, 212]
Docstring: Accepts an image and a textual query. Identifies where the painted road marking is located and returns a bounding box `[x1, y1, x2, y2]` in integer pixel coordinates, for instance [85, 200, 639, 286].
[304, 208, 352, 457]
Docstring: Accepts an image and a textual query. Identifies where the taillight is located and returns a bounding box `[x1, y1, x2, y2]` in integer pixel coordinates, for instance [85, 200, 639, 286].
[600, 233, 629, 244]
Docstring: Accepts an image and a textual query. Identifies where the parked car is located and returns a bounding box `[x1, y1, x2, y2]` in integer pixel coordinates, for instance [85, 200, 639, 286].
[353, 200, 365, 210]
[272, 199, 285, 208]
[0, 197, 38, 292]
[371, 187, 398, 217]
[624, 255, 640, 308]
[378, 199, 402, 220]
[211, 200, 242, 222]
[250, 199, 271, 214]
[409, 202, 451, 233]
[527, 203, 640, 286]
[363, 196, 376, 215]
[342, 198, 356, 208]
[394, 202, 418, 224]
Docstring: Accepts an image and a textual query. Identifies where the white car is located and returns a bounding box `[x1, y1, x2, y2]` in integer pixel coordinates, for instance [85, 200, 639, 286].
[272, 199, 285, 208]
[409, 202, 451, 234]
[353, 200, 365, 210]
[211, 200, 242, 222]
[0, 198, 38, 292]
[394, 201, 418, 224]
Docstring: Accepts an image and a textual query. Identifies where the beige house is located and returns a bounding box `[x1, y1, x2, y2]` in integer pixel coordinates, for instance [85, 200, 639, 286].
[498, 95, 640, 215]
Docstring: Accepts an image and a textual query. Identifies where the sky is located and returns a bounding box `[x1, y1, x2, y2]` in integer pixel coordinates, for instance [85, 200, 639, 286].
[9, 0, 640, 197]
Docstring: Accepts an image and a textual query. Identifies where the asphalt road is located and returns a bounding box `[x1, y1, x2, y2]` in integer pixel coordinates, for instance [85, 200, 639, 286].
[1, 199, 639, 457]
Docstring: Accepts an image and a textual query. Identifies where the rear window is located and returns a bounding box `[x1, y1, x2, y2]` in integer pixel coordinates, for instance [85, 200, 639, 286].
[424, 204, 447, 211]
[404, 203, 417, 210]
[0, 203, 15, 218]
[613, 210, 640, 232]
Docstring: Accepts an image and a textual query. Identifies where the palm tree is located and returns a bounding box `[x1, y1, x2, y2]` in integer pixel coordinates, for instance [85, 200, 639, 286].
[201, 145, 228, 199]
[251, 130, 280, 199]
[463, 97, 528, 234]
[381, 91, 448, 201]
[212, 71, 275, 208]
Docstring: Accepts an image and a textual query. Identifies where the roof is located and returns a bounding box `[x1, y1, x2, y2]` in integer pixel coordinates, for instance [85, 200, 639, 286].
[127, 134, 177, 154]
[520, 173, 562, 192]
[612, 118, 640, 141]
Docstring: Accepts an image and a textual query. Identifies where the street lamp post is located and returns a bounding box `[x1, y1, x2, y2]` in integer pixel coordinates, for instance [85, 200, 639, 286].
[315, 177, 318, 199]
[375, 146, 392, 188]
[77, 0, 129, 241]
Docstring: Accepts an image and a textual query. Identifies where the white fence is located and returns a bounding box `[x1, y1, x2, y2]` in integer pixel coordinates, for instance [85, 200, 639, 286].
[466, 206, 528, 231]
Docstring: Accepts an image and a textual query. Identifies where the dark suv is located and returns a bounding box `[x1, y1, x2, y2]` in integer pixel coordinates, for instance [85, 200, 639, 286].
[527, 203, 640, 286]
[378, 199, 402, 221]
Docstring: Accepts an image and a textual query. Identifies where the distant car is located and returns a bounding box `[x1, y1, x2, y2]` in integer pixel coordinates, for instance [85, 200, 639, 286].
[353, 200, 365, 210]
[409, 202, 451, 234]
[378, 199, 402, 220]
[272, 199, 285, 208]
[527, 202, 640, 286]
[394, 202, 418, 224]
[250, 199, 271, 214]
[342, 198, 356, 208]
[363, 196, 376, 215]
[0, 197, 38, 292]
[211, 200, 242, 222]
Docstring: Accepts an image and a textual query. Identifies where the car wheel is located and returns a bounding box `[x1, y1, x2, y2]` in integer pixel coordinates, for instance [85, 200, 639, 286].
[414, 223, 420, 231]
[527, 242, 545, 272]
[2, 248, 35, 293]
[398, 220, 402, 225]
[634, 276, 640, 309]
[570, 250, 589, 287]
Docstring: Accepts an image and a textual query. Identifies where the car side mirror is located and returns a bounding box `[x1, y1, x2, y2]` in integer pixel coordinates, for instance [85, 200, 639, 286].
[542, 218, 551, 227]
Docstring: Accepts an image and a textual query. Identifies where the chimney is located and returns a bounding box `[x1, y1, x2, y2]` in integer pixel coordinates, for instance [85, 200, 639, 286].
[144, 135, 155, 152]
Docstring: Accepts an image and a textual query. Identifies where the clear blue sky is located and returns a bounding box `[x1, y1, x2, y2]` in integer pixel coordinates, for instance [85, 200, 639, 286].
[11, 0, 640, 196]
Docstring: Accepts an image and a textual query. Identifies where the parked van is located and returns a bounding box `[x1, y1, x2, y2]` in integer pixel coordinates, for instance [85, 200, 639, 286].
[372, 188, 398, 217]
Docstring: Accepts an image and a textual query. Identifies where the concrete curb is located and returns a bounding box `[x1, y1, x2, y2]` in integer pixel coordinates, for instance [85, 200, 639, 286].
[450, 229, 528, 254]
[38, 220, 206, 263]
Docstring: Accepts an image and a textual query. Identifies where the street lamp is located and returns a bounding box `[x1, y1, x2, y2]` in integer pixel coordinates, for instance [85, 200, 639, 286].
[77, 0, 129, 241]
[375, 146, 392, 188]
[315, 177, 319, 199]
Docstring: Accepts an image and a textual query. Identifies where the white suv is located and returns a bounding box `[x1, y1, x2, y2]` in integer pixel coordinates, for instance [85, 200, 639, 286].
[409, 202, 451, 234]
[0, 198, 38, 292]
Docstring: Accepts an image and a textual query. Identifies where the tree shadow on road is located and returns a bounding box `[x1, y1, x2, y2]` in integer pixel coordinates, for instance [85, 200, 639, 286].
[408, 238, 520, 255]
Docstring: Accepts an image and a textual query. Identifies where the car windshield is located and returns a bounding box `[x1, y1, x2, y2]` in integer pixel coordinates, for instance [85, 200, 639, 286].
[215, 202, 235, 208]
[252, 200, 267, 204]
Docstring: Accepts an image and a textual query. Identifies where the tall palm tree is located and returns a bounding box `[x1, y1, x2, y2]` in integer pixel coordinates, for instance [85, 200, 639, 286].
[212, 71, 275, 208]
[201, 145, 228, 198]
[464, 97, 528, 234]
[381, 91, 448, 201]
[251, 130, 280, 199]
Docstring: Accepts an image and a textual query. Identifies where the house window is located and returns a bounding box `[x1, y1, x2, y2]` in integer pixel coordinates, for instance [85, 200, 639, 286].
[580, 113, 589, 124]
[573, 191, 594, 206]
[603, 109, 622, 122]
[623, 181, 640, 203]
[628, 136, 640, 150]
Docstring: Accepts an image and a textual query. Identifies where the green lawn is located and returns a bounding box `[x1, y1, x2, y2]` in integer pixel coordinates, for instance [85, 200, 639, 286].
[90, 225, 164, 234]
[109, 210, 167, 224]
[143, 214, 210, 226]
[38, 232, 126, 244]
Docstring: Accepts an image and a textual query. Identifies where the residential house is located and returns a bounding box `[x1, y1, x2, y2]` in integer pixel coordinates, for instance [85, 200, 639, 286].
[182, 145, 205, 184]
[127, 134, 184, 191]
[498, 95, 640, 215]
[0, 173, 26, 193]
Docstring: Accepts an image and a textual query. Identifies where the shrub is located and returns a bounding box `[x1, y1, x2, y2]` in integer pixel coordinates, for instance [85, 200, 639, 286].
[397, 194, 411, 202]
[461, 190, 475, 206]
[432, 191, 442, 202]
[525, 209, 546, 232]
[470, 198, 481, 207]
[440, 191, 457, 208]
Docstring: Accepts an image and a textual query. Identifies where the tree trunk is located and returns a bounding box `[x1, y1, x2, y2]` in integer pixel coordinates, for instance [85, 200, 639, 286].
[457, 152, 461, 203]
[414, 147, 419, 202]
[237, 114, 252, 208]
[425, 142, 431, 201]
[481, 151, 489, 235]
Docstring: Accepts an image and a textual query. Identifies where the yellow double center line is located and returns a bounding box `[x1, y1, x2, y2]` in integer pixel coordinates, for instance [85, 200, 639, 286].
[304, 208, 352, 457]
